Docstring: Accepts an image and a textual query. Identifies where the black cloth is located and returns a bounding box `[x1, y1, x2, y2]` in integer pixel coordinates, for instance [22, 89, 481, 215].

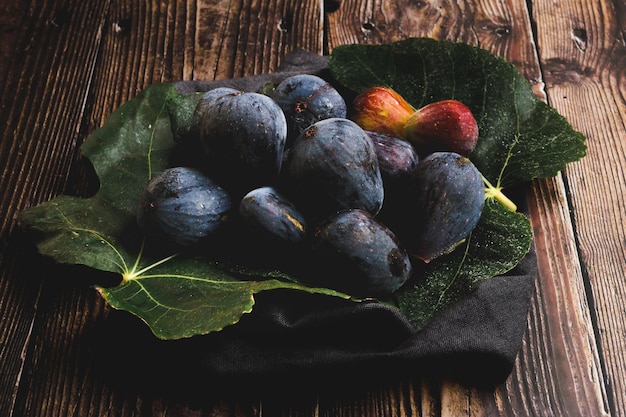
[118, 49, 536, 390]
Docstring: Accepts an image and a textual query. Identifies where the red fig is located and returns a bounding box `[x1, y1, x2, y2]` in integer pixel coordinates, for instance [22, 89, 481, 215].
[351, 86, 415, 139]
[404, 100, 478, 156]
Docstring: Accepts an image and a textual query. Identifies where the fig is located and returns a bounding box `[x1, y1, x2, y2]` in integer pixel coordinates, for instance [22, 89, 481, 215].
[198, 91, 287, 193]
[351, 86, 415, 139]
[193, 87, 240, 126]
[283, 118, 384, 219]
[351, 87, 479, 156]
[172, 87, 240, 144]
[238, 186, 308, 246]
[310, 209, 413, 296]
[366, 131, 420, 237]
[227, 186, 310, 270]
[366, 130, 419, 183]
[409, 152, 485, 263]
[404, 99, 478, 156]
[136, 167, 233, 248]
[273, 74, 347, 142]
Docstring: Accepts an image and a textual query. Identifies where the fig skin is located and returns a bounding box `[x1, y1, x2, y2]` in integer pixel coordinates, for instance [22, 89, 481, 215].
[408, 152, 485, 263]
[351, 86, 415, 139]
[283, 117, 384, 220]
[310, 209, 413, 296]
[366, 130, 419, 183]
[192, 87, 241, 130]
[273, 74, 347, 142]
[366, 131, 421, 238]
[198, 91, 287, 194]
[136, 167, 233, 249]
[404, 99, 479, 156]
[225, 186, 310, 271]
[238, 186, 308, 246]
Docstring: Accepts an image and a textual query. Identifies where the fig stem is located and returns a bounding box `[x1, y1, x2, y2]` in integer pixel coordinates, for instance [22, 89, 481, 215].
[482, 174, 517, 212]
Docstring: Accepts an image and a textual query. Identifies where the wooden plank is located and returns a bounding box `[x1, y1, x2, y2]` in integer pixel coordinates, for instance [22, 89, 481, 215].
[326, 0, 608, 416]
[501, 177, 610, 416]
[0, 3, 36, 414]
[0, 1, 110, 416]
[192, 0, 324, 81]
[531, 0, 626, 415]
[0, 1, 28, 85]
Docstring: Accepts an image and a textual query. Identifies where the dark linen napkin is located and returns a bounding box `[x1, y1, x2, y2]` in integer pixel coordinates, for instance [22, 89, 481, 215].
[145, 49, 537, 389]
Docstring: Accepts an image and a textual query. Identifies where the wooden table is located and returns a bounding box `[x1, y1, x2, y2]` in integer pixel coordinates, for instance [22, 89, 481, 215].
[1, 1, 623, 416]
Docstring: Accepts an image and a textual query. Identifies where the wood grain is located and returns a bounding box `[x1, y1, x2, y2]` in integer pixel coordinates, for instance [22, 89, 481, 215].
[0, 1, 109, 416]
[522, 176, 609, 416]
[532, 0, 626, 415]
[0, 1, 26, 86]
[191, 0, 324, 81]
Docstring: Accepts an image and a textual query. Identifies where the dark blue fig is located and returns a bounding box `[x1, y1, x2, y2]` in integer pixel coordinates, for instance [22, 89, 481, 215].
[367, 131, 419, 181]
[199, 91, 287, 193]
[239, 186, 307, 246]
[410, 152, 485, 262]
[273, 74, 347, 142]
[171, 88, 243, 166]
[367, 131, 420, 237]
[283, 118, 384, 220]
[194, 87, 240, 124]
[175, 87, 240, 144]
[310, 209, 413, 296]
[228, 186, 310, 270]
[136, 167, 232, 248]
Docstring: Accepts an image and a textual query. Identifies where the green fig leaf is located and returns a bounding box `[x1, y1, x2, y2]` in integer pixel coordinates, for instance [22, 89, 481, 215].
[328, 37, 587, 190]
[97, 256, 348, 340]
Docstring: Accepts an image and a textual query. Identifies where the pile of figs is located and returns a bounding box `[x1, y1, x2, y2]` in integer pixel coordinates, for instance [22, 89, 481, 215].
[136, 74, 486, 297]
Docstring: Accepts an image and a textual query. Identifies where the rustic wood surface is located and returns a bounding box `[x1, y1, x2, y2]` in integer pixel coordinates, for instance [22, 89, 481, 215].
[1, 0, 624, 416]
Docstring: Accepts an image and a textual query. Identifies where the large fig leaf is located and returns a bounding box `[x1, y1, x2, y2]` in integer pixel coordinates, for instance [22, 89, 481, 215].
[328, 38, 587, 189]
[18, 83, 349, 339]
[97, 256, 347, 339]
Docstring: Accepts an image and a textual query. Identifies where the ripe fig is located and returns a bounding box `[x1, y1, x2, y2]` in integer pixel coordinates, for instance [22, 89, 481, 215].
[238, 186, 308, 246]
[193, 87, 240, 125]
[198, 91, 287, 193]
[366, 131, 419, 184]
[229, 186, 309, 270]
[409, 152, 485, 263]
[173, 87, 240, 144]
[351, 86, 415, 139]
[404, 100, 478, 156]
[283, 118, 384, 219]
[366, 131, 420, 237]
[310, 209, 413, 296]
[136, 167, 232, 248]
[273, 74, 347, 142]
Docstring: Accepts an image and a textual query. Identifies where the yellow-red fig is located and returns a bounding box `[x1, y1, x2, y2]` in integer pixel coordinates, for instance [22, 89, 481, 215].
[404, 100, 478, 156]
[351, 86, 415, 139]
